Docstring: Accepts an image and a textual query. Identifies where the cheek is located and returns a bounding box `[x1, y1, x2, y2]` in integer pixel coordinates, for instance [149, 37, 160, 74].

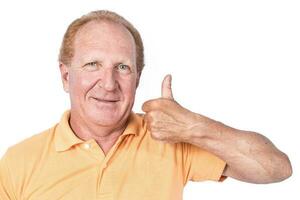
[119, 77, 138, 101]
[68, 73, 96, 98]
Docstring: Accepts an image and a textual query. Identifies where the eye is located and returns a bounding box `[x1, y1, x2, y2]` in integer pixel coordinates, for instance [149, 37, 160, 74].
[116, 63, 131, 74]
[82, 61, 100, 72]
[86, 61, 97, 66]
[117, 63, 129, 70]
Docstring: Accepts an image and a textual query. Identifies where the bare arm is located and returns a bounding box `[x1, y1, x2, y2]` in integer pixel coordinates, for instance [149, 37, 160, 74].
[142, 75, 292, 183]
[186, 118, 292, 183]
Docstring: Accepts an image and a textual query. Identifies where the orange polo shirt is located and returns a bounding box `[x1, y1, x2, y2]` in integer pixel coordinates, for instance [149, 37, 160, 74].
[0, 111, 226, 200]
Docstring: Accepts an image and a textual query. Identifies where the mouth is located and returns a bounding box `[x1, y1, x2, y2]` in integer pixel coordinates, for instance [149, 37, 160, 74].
[92, 97, 119, 103]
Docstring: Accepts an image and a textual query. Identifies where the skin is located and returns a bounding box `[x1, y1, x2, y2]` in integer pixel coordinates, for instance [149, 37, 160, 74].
[59, 20, 139, 154]
[59, 20, 292, 183]
[142, 75, 293, 183]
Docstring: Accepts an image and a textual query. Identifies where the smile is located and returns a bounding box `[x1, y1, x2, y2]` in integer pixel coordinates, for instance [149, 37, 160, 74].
[92, 97, 119, 103]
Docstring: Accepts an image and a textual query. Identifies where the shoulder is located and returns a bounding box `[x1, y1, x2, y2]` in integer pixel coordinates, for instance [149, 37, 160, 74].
[3, 124, 58, 166]
[0, 124, 59, 197]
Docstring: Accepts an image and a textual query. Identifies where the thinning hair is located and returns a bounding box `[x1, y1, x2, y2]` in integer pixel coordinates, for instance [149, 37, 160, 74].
[58, 10, 144, 73]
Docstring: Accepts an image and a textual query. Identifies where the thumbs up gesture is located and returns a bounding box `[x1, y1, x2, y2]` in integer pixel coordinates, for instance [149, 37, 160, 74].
[142, 74, 207, 143]
[161, 74, 174, 99]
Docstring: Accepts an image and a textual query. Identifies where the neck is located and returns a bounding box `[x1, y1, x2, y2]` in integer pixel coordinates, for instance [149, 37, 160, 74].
[69, 112, 128, 155]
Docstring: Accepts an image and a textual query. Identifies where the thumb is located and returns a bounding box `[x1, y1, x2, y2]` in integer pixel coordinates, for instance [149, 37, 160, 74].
[161, 74, 174, 99]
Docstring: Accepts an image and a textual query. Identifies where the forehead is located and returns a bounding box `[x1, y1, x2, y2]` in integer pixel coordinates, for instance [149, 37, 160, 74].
[73, 20, 136, 62]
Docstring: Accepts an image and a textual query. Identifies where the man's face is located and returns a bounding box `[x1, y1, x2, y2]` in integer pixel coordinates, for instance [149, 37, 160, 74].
[60, 20, 139, 128]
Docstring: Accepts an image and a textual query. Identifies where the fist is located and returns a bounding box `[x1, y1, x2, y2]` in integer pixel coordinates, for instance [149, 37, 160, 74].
[142, 75, 203, 143]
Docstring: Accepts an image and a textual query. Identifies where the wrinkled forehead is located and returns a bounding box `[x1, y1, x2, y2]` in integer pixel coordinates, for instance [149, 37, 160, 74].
[73, 20, 137, 63]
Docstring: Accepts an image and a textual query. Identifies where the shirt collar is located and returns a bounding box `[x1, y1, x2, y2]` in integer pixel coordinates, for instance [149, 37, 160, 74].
[54, 110, 141, 152]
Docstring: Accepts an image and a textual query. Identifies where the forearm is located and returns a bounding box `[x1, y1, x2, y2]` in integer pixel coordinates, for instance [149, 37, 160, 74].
[186, 117, 292, 183]
[141, 96, 292, 183]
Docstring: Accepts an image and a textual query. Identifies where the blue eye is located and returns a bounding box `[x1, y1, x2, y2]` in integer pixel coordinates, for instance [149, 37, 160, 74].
[118, 64, 129, 70]
[117, 63, 131, 74]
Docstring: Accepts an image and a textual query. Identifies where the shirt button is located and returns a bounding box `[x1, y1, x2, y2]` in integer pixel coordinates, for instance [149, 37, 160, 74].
[83, 143, 91, 149]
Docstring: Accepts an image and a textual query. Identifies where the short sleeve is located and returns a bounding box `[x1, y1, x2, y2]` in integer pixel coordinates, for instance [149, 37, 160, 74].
[183, 143, 227, 184]
[0, 150, 17, 200]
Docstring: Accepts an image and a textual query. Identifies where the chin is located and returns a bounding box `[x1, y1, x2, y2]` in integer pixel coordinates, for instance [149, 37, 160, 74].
[86, 108, 129, 127]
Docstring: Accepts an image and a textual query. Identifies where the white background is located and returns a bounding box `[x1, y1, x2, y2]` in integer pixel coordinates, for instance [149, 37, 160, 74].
[0, 0, 299, 199]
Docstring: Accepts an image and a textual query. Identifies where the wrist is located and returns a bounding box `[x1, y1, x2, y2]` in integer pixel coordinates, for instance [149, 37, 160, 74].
[185, 114, 231, 143]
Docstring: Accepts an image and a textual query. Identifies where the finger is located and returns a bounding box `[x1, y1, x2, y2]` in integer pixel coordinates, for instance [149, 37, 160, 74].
[142, 99, 156, 112]
[142, 98, 170, 112]
[161, 74, 174, 99]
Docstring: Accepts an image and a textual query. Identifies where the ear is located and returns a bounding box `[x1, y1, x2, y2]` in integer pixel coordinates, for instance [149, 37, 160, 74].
[59, 62, 70, 93]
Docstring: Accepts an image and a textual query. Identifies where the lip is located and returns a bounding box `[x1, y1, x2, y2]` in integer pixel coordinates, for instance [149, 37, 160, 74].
[92, 97, 119, 103]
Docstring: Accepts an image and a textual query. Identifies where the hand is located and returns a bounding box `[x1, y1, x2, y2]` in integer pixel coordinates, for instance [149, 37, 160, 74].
[142, 74, 212, 143]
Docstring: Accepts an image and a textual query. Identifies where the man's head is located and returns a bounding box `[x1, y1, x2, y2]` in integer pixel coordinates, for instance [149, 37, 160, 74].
[59, 10, 144, 74]
[59, 10, 144, 128]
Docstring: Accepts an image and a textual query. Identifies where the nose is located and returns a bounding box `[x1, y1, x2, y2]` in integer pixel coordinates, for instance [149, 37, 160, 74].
[99, 69, 118, 91]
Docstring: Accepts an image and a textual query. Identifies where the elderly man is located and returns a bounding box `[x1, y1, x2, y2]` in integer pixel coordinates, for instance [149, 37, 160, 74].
[0, 10, 292, 200]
